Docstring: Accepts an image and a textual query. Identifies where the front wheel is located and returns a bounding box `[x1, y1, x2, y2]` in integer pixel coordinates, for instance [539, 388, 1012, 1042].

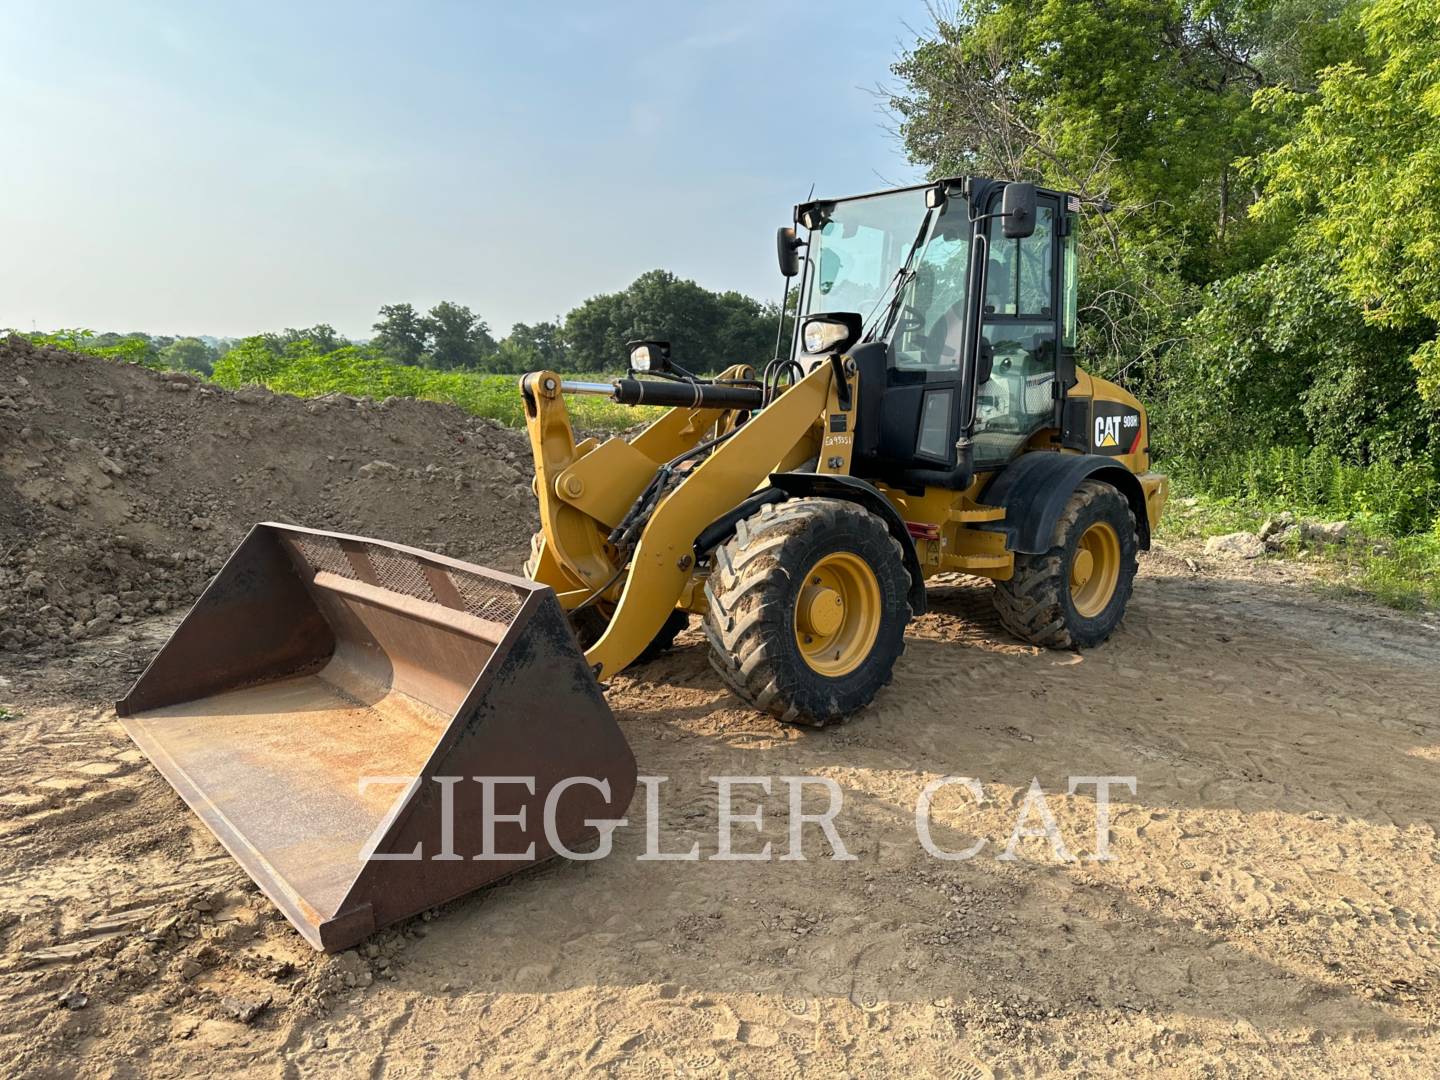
[703, 498, 912, 727]
[992, 479, 1138, 649]
[530, 531, 690, 663]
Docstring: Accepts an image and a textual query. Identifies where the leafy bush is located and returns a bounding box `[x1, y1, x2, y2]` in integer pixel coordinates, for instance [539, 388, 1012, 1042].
[1158, 250, 1440, 467]
[1168, 445, 1440, 536]
[211, 336, 648, 431]
[23, 329, 160, 369]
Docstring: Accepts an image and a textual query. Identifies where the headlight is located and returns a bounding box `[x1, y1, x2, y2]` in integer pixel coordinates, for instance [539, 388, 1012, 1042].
[625, 339, 671, 373]
[802, 317, 853, 355]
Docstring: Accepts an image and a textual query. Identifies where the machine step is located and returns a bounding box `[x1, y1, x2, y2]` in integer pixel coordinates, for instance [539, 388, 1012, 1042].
[941, 552, 1012, 570]
[947, 506, 1006, 523]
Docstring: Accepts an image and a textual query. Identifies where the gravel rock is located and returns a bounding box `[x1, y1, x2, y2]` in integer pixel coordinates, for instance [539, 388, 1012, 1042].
[1258, 513, 1293, 540]
[219, 994, 271, 1024]
[232, 385, 275, 405]
[1300, 520, 1351, 545]
[1204, 532, 1266, 559]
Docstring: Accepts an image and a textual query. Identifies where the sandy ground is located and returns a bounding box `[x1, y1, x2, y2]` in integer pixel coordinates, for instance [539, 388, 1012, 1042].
[4, 540, 1440, 1078]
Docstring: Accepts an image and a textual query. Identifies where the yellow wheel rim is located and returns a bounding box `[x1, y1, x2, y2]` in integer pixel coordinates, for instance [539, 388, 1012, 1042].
[1071, 522, 1120, 618]
[793, 552, 882, 677]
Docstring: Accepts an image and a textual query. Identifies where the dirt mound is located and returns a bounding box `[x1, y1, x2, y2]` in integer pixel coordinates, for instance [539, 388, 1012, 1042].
[0, 335, 538, 655]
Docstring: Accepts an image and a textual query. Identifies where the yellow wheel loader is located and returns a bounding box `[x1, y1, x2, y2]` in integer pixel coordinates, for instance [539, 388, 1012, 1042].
[118, 177, 1167, 950]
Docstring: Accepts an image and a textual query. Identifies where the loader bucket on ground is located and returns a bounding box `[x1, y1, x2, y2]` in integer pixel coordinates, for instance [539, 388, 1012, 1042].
[116, 523, 636, 952]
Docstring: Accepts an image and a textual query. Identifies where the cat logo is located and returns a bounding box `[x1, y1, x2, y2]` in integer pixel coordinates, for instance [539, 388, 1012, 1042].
[1092, 408, 1141, 454]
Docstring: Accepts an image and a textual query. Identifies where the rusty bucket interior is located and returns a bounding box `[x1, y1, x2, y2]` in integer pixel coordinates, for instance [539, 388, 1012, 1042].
[117, 523, 636, 951]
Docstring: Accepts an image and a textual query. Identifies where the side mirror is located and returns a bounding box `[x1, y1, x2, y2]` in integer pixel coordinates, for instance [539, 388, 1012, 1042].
[1001, 182, 1037, 239]
[776, 227, 801, 278]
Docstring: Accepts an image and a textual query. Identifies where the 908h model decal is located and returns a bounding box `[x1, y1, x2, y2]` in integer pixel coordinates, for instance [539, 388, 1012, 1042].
[1091, 400, 1143, 456]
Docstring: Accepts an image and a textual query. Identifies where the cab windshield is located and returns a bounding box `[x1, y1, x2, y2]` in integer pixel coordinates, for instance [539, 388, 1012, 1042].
[801, 189, 928, 329]
[799, 187, 973, 369]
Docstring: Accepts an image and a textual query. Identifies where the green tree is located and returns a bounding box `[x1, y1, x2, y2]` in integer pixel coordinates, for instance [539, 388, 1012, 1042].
[890, 0, 1357, 276]
[564, 270, 781, 373]
[887, 0, 1393, 452]
[1250, 0, 1440, 400]
[493, 320, 567, 373]
[422, 301, 497, 370]
[371, 303, 430, 364]
[714, 289, 783, 368]
[160, 336, 217, 374]
[273, 324, 343, 353]
[564, 290, 633, 371]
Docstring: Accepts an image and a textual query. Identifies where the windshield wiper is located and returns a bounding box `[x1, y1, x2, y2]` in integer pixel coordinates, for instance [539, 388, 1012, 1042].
[859, 264, 911, 340]
[865, 207, 936, 343]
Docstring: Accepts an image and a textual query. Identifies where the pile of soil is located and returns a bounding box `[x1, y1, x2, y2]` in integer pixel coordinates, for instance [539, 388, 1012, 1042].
[0, 336, 538, 655]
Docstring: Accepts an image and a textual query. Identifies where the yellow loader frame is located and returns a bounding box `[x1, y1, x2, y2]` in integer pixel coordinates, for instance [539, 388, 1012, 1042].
[521, 361, 1169, 680]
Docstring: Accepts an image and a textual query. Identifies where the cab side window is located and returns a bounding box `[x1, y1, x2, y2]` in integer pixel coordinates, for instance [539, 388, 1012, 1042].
[985, 207, 1054, 317]
[975, 204, 1058, 464]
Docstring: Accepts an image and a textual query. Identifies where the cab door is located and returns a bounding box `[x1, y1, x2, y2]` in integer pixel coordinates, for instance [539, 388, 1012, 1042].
[973, 190, 1064, 466]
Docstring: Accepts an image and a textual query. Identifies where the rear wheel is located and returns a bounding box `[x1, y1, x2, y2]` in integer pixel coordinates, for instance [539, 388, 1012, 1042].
[992, 479, 1138, 649]
[703, 498, 911, 727]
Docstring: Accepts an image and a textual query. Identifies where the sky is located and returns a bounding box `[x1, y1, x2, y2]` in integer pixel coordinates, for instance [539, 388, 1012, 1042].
[0, 0, 927, 341]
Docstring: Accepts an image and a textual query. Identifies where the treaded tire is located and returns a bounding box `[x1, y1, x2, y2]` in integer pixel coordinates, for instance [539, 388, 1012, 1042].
[992, 479, 1138, 649]
[636, 609, 691, 663]
[702, 497, 911, 727]
[529, 531, 689, 662]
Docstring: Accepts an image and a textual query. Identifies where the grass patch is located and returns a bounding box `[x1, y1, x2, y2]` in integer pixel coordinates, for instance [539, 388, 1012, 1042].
[1157, 477, 1440, 613]
[401, 371, 656, 432]
[22, 330, 657, 434]
[1166, 445, 1439, 536]
[206, 340, 659, 433]
[1322, 532, 1440, 612]
[1153, 492, 1269, 543]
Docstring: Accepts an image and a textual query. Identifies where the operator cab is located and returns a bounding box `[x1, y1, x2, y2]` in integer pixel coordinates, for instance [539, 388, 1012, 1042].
[788, 177, 1080, 489]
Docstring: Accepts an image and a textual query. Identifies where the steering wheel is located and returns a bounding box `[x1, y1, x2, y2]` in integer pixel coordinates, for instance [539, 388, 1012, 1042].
[893, 304, 926, 334]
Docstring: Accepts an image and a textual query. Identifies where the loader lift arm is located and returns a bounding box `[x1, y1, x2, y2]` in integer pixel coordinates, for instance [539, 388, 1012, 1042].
[521, 362, 852, 678]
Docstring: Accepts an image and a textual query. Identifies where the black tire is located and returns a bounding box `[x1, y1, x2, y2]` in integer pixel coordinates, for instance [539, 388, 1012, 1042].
[703, 497, 911, 727]
[530, 532, 690, 661]
[569, 606, 689, 662]
[992, 479, 1138, 649]
[567, 605, 609, 650]
[636, 609, 691, 663]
